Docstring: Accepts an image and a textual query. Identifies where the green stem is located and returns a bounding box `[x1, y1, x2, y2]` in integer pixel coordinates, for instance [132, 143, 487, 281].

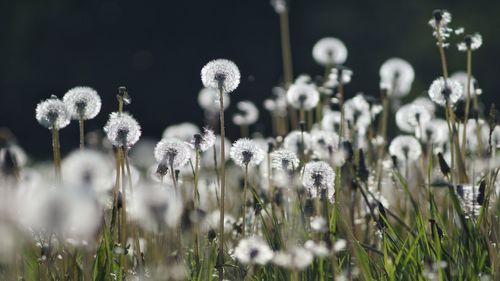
[52, 128, 61, 180]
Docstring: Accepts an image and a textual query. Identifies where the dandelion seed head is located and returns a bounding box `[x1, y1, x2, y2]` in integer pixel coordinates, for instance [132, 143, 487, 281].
[283, 131, 312, 155]
[428, 77, 463, 106]
[286, 83, 320, 110]
[198, 87, 230, 113]
[327, 67, 353, 87]
[35, 97, 71, 130]
[232, 101, 259, 126]
[304, 240, 330, 257]
[264, 87, 288, 115]
[154, 138, 191, 171]
[302, 161, 335, 202]
[187, 128, 216, 152]
[233, 236, 274, 265]
[321, 111, 345, 134]
[63, 86, 101, 120]
[201, 59, 240, 93]
[379, 58, 415, 97]
[201, 135, 231, 167]
[344, 94, 372, 133]
[429, 10, 452, 43]
[270, 0, 287, 14]
[389, 135, 422, 162]
[458, 119, 490, 152]
[419, 119, 449, 145]
[456, 184, 484, 218]
[458, 33, 482, 51]
[61, 149, 113, 193]
[104, 112, 141, 148]
[273, 247, 313, 270]
[162, 123, 199, 142]
[395, 104, 432, 134]
[202, 210, 236, 233]
[230, 138, 264, 167]
[270, 149, 299, 171]
[310, 130, 339, 160]
[450, 71, 478, 99]
[412, 97, 436, 115]
[312, 37, 348, 66]
[310, 216, 327, 232]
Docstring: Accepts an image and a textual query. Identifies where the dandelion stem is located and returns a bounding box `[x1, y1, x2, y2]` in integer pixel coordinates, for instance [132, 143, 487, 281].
[217, 85, 226, 281]
[51, 128, 61, 180]
[243, 164, 249, 236]
[462, 48, 473, 158]
[436, 27, 449, 79]
[193, 148, 201, 267]
[79, 117, 85, 150]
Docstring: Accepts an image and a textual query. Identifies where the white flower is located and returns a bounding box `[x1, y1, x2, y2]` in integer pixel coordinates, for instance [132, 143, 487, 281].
[35, 97, 71, 130]
[286, 83, 320, 110]
[63, 86, 101, 120]
[233, 236, 274, 265]
[270, 0, 287, 14]
[321, 111, 345, 134]
[283, 131, 312, 155]
[201, 59, 240, 93]
[389, 135, 422, 162]
[273, 247, 313, 270]
[302, 161, 335, 202]
[419, 119, 449, 145]
[304, 240, 331, 257]
[230, 138, 265, 167]
[232, 101, 259, 126]
[154, 138, 191, 171]
[310, 130, 339, 160]
[162, 123, 199, 142]
[457, 33, 482, 51]
[344, 94, 372, 133]
[270, 149, 299, 171]
[411, 97, 436, 115]
[312, 37, 348, 66]
[379, 58, 415, 97]
[61, 149, 113, 193]
[395, 104, 432, 134]
[310, 216, 327, 232]
[327, 67, 353, 87]
[198, 87, 230, 113]
[428, 10, 453, 44]
[449, 71, 479, 99]
[187, 128, 216, 152]
[428, 77, 463, 106]
[103, 112, 141, 148]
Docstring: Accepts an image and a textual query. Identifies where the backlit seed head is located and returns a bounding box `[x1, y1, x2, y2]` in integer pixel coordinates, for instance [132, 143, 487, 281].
[312, 37, 348, 66]
[232, 101, 259, 126]
[283, 131, 312, 155]
[187, 128, 216, 152]
[428, 77, 463, 106]
[154, 138, 191, 169]
[35, 96, 71, 130]
[230, 138, 265, 167]
[103, 112, 141, 148]
[379, 58, 415, 97]
[389, 135, 422, 162]
[302, 161, 335, 202]
[163, 123, 200, 142]
[233, 236, 274, 265]
[395, 104, 432, 134]
[286, 82, 320, 110]
[270, 149, 299, 171]
[201, 59, 240, 93]
[63, 86, 101, 120]
[198, 87, 230, 113]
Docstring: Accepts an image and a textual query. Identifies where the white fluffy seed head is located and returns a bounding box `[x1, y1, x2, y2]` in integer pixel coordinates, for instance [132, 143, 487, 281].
[395, 104, 432, 134]
[230, 138, 265, 167]
[61, 149, 113, 193]
[379, 58, 415, 97]
[389, 135, 422, 162]
[63, 86, 101, 120]
[198, 87, 230, 113]
[312, 37, 348, 66]
[449, 71, 478, 99]
[232, 101, 259, 126]
[419, 119, 449, 145]
[187, 128, 216, 152]
[163, 123, 199, 142]
[302, 161, 335, 202]
[286, 83, 320, 110]
[233, 236, 274, 265]
[428, 77, 463, 106]
[270, 149, 299, 171]
[201, 59, 240, 94]
[35, 97, 71, 130]
[103, 112, 141, 148]
[154, 138, 191, 169]
[283, 131, 312, 155]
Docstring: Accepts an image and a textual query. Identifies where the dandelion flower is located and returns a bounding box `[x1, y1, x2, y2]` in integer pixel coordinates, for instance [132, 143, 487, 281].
[201, 59, 240, 93]
[163, 123, 199, 142]
[312, 37, 348, 66]
[283, 131, 312, 155]
[450, 71, 479, 99]
[230, 138, 265, 167]
[273, 247, 313, 270]
[61, 149, 113, 193]
[310, 130, 339, 159]
[104, 112, 141, 148]
[202, 210, 236, 233]
[270, 149, 299, 171]
[428, 77, 463, 106]
[233, 236, 274, 265]
[419, 119, 449, 145]
[412, 97, 436, 115]
[395, 104, 432, 134]
[304, 240, 331, 257]
[389, 135, 422, 162]
[63, 86, 101, 120]
[286, 83, 320, 110]
[187, 128, 216, 152]
[35, 96, 71, 130]
[321, 111, 345, 134]
[198, 87, 230, 113]
[232, 101, 259, 126]
[154, 138, 191, 176]
[379, 58, 415, 97]
[302, 161, 335, 202]
[428, 9, 452, 44]
[457, 33, 482, 51]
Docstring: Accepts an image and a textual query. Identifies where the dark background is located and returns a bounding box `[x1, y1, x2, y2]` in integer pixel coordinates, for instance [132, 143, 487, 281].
[1, 0, 499, 159]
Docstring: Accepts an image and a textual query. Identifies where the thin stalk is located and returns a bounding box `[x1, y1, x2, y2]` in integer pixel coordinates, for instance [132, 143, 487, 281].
[462, 48, 472, 158]
[218, 85, 226, 281]
[193, 148, 201, 267]
[436, 27, 449, 79]
[338, 80, 346, 140]
[243, 164, 249, 236]
[51, 128, 61, 180]
[79, 117, 85, 150]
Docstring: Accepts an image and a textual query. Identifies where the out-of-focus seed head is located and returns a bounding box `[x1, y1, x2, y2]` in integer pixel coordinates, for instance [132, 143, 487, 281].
[232, 101, 259, 126]
[163, 122, 199, 142]
[63, 86, 101, 120]
[35, 96, 71, 130]
[62, 149, 113, 193]
[312, 37, 348, 66]
[283, 131, 312, 155]
[154, 138, 191, 170]
[286, 83, 320, 110]
[233, 236, 274, 265]
[198, 87, 230, 114]
[395, 104, 432, 134]
[389, 135, 422, 162]
[201, 59, 240, 94]
[230, 138, 265, 167]
[379, 58, 415, 97]
[187, 128, 216, 152]
[302, 161, 335, 202]
[270, 149, 299, 171]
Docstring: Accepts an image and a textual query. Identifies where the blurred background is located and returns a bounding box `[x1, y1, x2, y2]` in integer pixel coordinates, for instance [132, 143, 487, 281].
[1, 0, 499, 159]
